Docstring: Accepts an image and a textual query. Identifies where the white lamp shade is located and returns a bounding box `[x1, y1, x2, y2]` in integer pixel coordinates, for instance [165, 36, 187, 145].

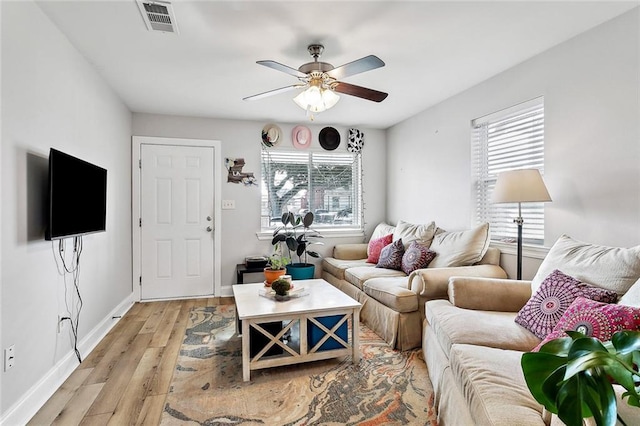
[492, 169, 552, 204]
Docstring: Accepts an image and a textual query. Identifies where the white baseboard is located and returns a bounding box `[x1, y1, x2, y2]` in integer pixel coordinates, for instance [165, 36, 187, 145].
[0, 293, 135, 426]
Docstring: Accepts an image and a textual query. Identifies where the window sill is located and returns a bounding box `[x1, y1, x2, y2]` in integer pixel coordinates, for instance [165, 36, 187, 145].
[256, 228, 365, 241]
[489, 241, 550, 260]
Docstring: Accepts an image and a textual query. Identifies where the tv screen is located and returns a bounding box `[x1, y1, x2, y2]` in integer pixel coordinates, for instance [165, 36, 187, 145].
[45, 148, 107, 240]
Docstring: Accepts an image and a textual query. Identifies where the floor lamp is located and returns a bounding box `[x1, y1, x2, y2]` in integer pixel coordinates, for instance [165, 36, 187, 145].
[491, 169, 551, 280]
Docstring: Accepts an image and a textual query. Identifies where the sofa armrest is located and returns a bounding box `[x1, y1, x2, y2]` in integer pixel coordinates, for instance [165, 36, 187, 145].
[408, 264, 508, 300]
[448, 277, 532, 312]
[333, 243, 368, 260]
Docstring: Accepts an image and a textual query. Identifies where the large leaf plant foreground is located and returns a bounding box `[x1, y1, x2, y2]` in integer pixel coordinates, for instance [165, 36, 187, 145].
[522, 331, 640, 426]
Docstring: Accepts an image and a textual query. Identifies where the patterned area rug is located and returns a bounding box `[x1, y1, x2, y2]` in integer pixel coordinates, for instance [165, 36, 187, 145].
[161, 305, 438, 425]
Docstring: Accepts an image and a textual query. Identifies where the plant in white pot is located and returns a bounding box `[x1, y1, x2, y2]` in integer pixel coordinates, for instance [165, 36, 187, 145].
[271, 211, 323, 280]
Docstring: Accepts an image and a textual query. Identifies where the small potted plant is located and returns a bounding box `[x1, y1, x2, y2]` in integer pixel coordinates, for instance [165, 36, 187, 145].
[263, 245, 290, 286]
[271, 211, 323, 280]
[270, 277, 291, 301]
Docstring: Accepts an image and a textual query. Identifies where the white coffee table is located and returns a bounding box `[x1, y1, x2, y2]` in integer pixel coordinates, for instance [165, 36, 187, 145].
[232, 279, 361, 381]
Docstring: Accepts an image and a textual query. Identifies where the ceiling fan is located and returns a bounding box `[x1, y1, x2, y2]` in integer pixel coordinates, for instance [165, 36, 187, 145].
[243, 44, 388, 115]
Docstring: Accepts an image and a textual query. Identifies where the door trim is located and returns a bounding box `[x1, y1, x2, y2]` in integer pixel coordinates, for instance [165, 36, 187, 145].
[132, 136, 222, 301]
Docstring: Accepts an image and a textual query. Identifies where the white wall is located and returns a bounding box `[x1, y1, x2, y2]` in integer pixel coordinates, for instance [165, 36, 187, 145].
[1, 1, 133, 418]
[387, 9, 639, 278]
[132, 114, 387, 294]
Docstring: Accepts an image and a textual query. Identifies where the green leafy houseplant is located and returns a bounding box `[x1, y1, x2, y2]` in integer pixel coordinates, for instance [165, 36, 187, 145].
[521, 330, 640, 426]
[271, 212, 323, 265]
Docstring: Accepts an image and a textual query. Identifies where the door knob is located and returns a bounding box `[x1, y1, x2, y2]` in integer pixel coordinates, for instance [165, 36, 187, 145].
[206, 216, 212, 221]
[206, 226, 212, 232]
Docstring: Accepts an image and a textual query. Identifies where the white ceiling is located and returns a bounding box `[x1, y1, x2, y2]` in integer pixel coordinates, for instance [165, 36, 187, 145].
[36, 1, 637, 129]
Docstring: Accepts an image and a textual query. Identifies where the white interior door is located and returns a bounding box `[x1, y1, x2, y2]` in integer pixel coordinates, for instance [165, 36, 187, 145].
[140, 144, 215, 300]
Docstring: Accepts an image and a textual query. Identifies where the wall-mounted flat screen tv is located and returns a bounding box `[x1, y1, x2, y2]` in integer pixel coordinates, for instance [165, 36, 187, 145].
[45, 148, 107, 240]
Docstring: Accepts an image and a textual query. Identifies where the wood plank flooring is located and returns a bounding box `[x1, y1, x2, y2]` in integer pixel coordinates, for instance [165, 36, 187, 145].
[28, 297, 233, 426]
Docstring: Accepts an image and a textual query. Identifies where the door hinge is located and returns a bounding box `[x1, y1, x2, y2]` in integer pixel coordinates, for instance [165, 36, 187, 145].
[139, 276, 142, 286]
[138, 159, 142, 169]
[139, 218, 142, 227]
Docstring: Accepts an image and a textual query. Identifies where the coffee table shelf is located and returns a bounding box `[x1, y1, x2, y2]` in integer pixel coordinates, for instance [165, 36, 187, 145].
[232, 279, 361, 381]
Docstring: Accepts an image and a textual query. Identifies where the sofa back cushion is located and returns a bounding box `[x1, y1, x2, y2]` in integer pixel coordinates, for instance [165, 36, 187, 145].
[531, 234, 640, 296]
[428, 222, 490, 268]
[618, 278, 640, 307]
[392, 220, 436, 248]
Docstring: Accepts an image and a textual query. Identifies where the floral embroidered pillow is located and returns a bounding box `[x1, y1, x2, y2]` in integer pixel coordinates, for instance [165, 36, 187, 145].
[534, 296, 640, 351]
[367, 234, 393, 263]
[515, 269, 618, 339]
[376, 239, 405, 270]
[401, 242, 436, 275]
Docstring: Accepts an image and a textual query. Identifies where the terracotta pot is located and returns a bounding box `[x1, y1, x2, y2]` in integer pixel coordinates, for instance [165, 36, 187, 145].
[263, 268, 286, 286]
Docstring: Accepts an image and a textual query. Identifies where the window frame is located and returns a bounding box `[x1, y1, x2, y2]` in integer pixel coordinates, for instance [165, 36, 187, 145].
[472, 97, 546, 246]
[259, 148, 364, 235]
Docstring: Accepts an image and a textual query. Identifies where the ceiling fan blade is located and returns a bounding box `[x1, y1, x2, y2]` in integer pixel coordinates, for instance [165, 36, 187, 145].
[243, 84, 304, 101]
[257, 60, 308, 78]
[333, 82, 388, 103]
[326, 55, 385, 80]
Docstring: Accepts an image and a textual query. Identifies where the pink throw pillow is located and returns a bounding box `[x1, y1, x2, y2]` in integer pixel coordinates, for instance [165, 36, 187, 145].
[367, 234, 393, 263]
[515, 269, 618, 339]
[534, 296, 640, 351]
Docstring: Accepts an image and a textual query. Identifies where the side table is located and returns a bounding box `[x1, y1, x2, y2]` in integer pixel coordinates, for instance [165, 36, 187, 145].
[236, 263, 265, 284]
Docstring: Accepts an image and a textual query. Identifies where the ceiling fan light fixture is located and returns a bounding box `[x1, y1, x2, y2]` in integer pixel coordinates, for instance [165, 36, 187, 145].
[293, 84, 340, 114]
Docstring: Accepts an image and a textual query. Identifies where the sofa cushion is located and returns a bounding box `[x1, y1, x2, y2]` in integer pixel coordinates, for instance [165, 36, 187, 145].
[535, 296, 640, 351]
[367, 233, 392, 263]
[531, 234, 640, 295]
[428, 222, 490, 268]
[345, 266, 406, 290]
[376, 239, 405, 270]
[363, 277, 418, 313]
[515, 269, 618, 339]
[392, 220, 436, 248]
[426, 300, 540, 353]
[321, 258, 373, 281]
[450, 344, 547, 426]
[401, 242, 436, 275]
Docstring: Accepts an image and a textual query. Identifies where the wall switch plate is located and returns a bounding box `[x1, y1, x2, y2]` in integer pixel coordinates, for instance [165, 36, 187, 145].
[222, 200, 236, 210]
[4, 345, 15, 371]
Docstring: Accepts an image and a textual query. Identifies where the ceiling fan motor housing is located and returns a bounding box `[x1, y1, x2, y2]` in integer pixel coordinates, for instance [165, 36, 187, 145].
[298, 62, 334, 74]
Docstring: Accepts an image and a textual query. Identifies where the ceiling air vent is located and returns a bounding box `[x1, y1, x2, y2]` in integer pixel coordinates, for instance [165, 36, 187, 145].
[136, 0, 179, 34]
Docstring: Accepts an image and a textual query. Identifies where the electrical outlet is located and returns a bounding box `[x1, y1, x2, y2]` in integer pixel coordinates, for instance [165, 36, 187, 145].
[222, 199, 235, 210]
[57, 315, 68, 334]
[4, 345, 15, 371]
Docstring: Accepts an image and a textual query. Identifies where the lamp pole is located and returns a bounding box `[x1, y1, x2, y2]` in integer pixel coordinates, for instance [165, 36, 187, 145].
[515, 202, 524, 280]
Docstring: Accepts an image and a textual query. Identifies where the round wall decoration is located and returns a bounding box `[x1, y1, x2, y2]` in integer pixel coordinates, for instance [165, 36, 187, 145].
[261, 124, 282, 148]
[319, 126, 340, 151]
[347, 128, 364, 153]
[292, 125, 312, 149]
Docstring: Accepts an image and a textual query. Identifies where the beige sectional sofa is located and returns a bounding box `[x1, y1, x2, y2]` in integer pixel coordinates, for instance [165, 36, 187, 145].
[424, 235, 640, 425]
[321, 220, 508, 350]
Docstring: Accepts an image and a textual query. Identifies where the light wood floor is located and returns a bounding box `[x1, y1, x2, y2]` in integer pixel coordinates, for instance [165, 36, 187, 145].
[29, 297, 233, 426]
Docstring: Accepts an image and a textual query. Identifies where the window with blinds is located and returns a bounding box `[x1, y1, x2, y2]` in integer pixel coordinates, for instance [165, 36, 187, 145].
[472, 97, 545, 245]
[261, 150, 362, 231]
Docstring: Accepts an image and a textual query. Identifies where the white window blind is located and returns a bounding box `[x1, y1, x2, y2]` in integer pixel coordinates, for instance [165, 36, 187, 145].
[261, 150, 362, 231]
[472, 97, 545, 245]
